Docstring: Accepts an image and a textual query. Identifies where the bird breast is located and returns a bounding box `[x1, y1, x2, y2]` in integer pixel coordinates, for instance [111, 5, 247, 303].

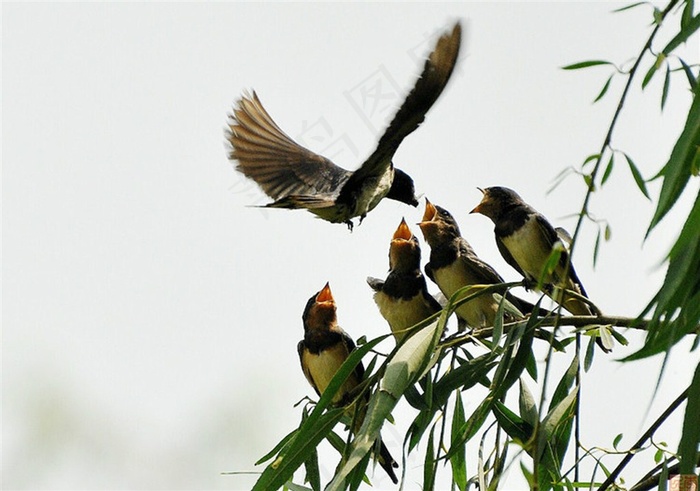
[353, 167, 394, 216]
[374, 291, 434, 339]
[501, 216, 554, 282]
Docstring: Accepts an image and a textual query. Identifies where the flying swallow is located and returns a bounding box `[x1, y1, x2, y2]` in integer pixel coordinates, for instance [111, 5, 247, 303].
[470, 186, 610, 351]
[367, 218, 442, 342]
[297, 283, 399, 483]
[419, 199, 536, 331]
[226, 22, 462, 230]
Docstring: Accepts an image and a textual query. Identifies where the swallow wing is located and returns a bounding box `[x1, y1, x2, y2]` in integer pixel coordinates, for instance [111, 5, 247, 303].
[338, 22, 462, 200]
[227, 92, 350, 200]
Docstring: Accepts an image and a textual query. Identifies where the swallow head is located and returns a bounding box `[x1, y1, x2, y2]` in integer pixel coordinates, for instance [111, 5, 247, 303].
[418, 198, 460, 246]
[389, 218, 421, 271]
[470, 186, 523, 222]
[387, 168, 419, 207]
[302, 282, 338, 331]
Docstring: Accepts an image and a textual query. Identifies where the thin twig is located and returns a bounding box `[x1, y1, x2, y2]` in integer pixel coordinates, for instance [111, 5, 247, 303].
[598, 387, 689, 491]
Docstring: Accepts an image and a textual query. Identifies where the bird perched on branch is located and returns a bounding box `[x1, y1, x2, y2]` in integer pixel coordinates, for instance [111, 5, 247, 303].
[419, 199, 537, 331]
[368, 218, 442, 342]
[297, 283, 399, 483]
[226, 22, 462, 230]
[470, 186, 610, 352]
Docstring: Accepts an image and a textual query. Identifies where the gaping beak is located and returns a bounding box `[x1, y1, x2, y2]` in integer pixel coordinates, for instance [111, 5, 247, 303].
[316, 282, 334, 303]
[392, 218, 413, 241]
[420, 198, 438, 224]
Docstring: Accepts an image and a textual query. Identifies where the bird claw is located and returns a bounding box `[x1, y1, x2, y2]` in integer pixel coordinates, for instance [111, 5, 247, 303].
[345, 220, 355, 232]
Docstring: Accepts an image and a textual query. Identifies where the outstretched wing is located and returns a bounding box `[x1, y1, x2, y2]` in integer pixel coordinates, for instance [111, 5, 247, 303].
[227, 92, 350, 199]
[340, 22, 462, 199]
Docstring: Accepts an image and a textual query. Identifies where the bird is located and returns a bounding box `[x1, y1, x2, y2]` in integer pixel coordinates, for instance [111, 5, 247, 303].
[297, 282, 399, 483]
[367, 218, 442, 342]
[226, 22, 462, 230]
[418, 198, 537, 331]
[470, 186, 610, 351]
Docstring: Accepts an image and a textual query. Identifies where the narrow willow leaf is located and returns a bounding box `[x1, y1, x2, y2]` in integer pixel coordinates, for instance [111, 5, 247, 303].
[601, 153, 615, 185]
[679, 58, 698, 90]
[519, 379, 539, 427]
[540, 243, 564, 289]
[256, 428, 299, 465]
[561, 60, 613, 70]
[328, 322, 442, 490]
[598, 325, 614, 352]
[594, 74, 614, 103]
[284, 482, 313, 491]
[648, 83, 700, 232]
[682, 0, 695, 28]
[550, 354, 579, 411]
[253, 335, 387, 491]
[593, 229, 602, 268]
[536, 387, 579, 461]
[613, 433, 623, 450]
[612, 2, 648, 12]
[493, 401, 533, 444]
[661, 64, 671, 110]
[423, 426, 437, 491]
[678, 361, 700, 474]
[663, 12, 700, 54]
[604, 223, 612, 241]
[304, 447, 321, 491]
[450, 392, 468, 491]
[642, 59, 659, 89]
[584, 336, 596, 372]
[582, 153, 602, 167]
[624, 153, 651, 199]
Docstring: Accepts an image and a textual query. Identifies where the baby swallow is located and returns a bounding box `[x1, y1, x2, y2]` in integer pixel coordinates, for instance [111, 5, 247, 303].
[226, 22, 462, 230]
[470, 186, 610, 351]
[298, 283, 399, 483]
[419, 199, 535, 331]
[367, 218, 442, 342]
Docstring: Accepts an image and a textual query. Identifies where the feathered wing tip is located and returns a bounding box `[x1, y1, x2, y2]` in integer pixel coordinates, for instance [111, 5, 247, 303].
[378, 439, 399, 484]
[225, 91, 349, 200]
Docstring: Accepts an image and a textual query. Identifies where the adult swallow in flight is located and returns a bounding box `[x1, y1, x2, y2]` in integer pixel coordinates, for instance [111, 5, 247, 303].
[297, 283, 399, 483]
[419, 199, 536, 330]
[226, 22, 462, 230]
[367, 218, 442, 342]
[470, 186, 610, 351]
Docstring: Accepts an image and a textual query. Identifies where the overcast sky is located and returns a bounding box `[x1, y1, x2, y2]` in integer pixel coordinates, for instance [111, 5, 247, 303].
[4, 2, 699, 490]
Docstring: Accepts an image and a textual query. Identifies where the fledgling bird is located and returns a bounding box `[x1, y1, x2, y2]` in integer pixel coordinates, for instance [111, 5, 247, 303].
[418, 199, 536, 331]
[226, 22, 462, 230]
[297, 283, 399, 483]
[470, 186, 610, 351]
[367, 218, 442, 342]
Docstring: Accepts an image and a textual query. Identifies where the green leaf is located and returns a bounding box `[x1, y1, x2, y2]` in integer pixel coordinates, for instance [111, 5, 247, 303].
[594, 74, 614, 103]
[254, 408, 345, 491]
[303, 446, 321, 491]
[561, 60, 613, 70]
[624, 152, 651, 199]
[682, 0, 696, 28]
[450, 391, 468, 491]
[584, 335, 596, 372]
[256, 428, 299, 465]
[613, 433, 623, 450]
[327, 321, 442, 490]
[519, 379, 539, 427]
[423, 426, 437, 491]
[252, 335, 388, 491]
[642, 58, 659, 89]
[493, 401, 534, 444]
[612, 2, 648, 13]
[536, 386, 579, 464]
[432, 355, 498, 407]
[679, 58, 698, 90]
[601, 153, 615, 186]
[661, 63, 671, 110]
[663, 13, 700, 54]
[678, 361, 700, 474]
[648, 83, 700, 232]
[593, 229, 602, 268]
[550, 354, 579, 411]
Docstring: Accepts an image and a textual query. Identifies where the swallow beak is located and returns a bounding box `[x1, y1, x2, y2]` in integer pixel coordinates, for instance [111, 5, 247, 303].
[316, 282, 334, 303]
[470, 188, 487, 214]
[420, 198, 438, 224]
[392, 218, 413, 241]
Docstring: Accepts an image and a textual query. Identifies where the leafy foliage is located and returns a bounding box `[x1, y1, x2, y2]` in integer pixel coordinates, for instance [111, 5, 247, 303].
[246, 1, 699, 489]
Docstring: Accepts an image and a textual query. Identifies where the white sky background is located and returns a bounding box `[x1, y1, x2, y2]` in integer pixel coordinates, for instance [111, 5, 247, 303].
[3, 2, 699, 490]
